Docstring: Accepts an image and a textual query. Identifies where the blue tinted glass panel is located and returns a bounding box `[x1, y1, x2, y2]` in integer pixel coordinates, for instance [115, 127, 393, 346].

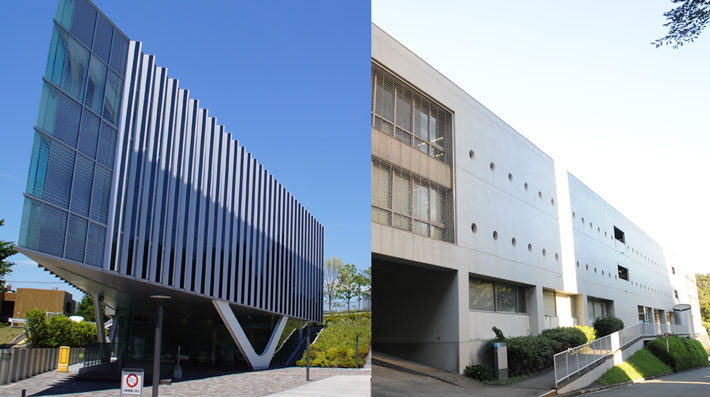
[91, 166, 112, 224]
[46, 26, 90, 101]
[97, 122, 117, 168]
[44, 140, 75, 209]
[69, 0, 96, 47]
[38, 204, 67, 257]
[85, 223, 106, 267]
[78, 110, 99, 159]
[110, 33, 129, 75]
[55, 0, 74, 30]
[65, 215, 87, 262]
[26, 133, 51, 199]
[37, 83, 82, 147]
[19, 198, 42, 251]
[103, 71, 123, 124]
[85, 56, 107, 114]
[93, 15, 113, 62]
[71, 155, 94, 216]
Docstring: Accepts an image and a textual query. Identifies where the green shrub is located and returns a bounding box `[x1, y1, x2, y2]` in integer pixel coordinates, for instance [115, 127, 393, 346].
[540, 327, 587, 351]
[24, 310, 96, 348]
[296, 312, 371, 368]
[597, 348, 671, 386]
[575, 325, 596, 343]
[647, 336, 709, 371]
[464, 364, 494, 381]
[482, 326, 591, 377]
[593, 317, 624, 337]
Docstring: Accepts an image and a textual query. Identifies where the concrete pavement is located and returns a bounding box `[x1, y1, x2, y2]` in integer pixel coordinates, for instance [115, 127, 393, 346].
[585, 366, 710, 397]
[0, 364, 371, 397]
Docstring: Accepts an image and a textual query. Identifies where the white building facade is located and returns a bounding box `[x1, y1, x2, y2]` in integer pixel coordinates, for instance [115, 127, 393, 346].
[371, 25, 703, 373]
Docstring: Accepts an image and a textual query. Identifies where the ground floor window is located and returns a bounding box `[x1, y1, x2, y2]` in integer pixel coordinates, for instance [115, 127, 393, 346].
[589, 297, 611, 320]
[469, 276, 526, 313]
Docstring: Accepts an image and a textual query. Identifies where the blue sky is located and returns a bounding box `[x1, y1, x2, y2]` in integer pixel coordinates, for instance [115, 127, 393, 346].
[0, 1, 371, 301]
[374, 0, 710, 275]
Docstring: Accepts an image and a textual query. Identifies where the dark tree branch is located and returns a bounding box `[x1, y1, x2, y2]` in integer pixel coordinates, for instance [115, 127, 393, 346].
[654, 0, 710, 48]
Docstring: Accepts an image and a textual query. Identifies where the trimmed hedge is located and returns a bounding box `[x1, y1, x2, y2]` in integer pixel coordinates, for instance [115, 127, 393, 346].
[481, 326, 586, 377]
[540, 327, 587, 351]
[25, 310, 96, 348]
[647, 336, 709, 371]
[597, 348, 672, 386]
[575, 325, 596, 343]
[593, 317, 624, 337]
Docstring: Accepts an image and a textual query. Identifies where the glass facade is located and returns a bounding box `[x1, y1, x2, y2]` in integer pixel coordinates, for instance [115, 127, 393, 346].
[20, 0, 128, 268]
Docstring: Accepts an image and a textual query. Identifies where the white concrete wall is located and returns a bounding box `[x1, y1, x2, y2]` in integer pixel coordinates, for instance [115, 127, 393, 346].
[371, 24, 693, 373]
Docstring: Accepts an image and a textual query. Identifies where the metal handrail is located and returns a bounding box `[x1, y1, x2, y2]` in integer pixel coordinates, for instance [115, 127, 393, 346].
[553, 322, 689, 387]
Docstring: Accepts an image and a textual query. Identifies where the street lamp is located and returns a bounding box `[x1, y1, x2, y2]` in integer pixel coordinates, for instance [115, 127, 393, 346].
[150, 295, 171, 397]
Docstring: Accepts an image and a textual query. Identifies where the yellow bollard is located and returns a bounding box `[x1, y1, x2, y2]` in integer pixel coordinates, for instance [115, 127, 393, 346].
[57, 347, 70, 373]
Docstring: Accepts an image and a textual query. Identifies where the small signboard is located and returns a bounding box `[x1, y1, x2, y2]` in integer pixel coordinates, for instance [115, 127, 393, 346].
[664, 332, 670, 338]
[57, 346, 70, 372]
[121, 369, 144, 396]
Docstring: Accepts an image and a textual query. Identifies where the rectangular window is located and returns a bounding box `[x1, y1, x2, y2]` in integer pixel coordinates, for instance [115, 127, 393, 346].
[79, 110, 100, 159]
[37, 83, 82, 147]
[470, 277, 527, 313]
[103, 71, 123, 124]
[371, 160, 452, 242]
[110, 32, 129, 75]
[90, 165, 112, 224]
[71, 155, 94, 217]
[65, 215, 87, 262]
[613, 226, 625, 244]
[97, 122, 117, 168]
[618, 265, 629, 281]
[38, 203, 68, 257]
[85, 223, 106, 267]
[543, 290, 556, 317]
[93, 15, 113, 63]
[372, 64, 451, 164]
[46, 25, 90, 102]
[469, 279, 494, 311]
[85, 56, 107, 115]
[56, 0, 97, 47]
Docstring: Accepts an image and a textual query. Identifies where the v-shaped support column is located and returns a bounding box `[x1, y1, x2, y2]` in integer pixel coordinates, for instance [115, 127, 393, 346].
[212, 300, 288, 370]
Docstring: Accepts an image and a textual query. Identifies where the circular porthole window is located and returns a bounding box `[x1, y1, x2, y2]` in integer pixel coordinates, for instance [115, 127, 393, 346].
[471, 223, 477, 233]
[528, 243, 533, 252]
[493, 231, 498, 240]
[524, 183, 529, 191]
[511, 237, 517, 246]
[551, 198, 555, 206]
[542, 248, 547, 256]
[538, 191, 542, 199]
[508, 173, 513, 182]
[490, 162, 495, 172]
[572, 211, 576, 218]
[576, 261, 580, 267]
[469, 150, 475, 159]
[554, 253, 559, 261]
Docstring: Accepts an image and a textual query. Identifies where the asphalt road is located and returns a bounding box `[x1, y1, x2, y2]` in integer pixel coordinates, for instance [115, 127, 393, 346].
[589, 366, 710, 397]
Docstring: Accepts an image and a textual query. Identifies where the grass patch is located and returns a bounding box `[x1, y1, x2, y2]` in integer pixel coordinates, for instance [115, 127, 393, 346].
[0, 327, 24, 345]
[597, 348, 672, 386]
[296, 312, 370, 368]
[647, 336, 709, 371]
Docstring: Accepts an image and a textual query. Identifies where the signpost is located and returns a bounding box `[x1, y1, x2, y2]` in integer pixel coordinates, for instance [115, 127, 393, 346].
[57, 347, 70, 373]
[121, 369, 144, 396]
[664, 332, 670, 352]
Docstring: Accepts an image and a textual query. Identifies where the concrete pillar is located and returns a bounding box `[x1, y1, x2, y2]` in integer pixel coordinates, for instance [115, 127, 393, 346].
[456, 269, 469, 374]
[527, 286, 544, 336]
[572, 294, 589, 326]
[93, 295, 105, 343]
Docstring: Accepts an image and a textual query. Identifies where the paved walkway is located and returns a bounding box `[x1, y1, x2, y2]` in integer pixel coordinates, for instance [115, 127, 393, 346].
[0, 364, 370, 397]
[372, 352, 552, 397]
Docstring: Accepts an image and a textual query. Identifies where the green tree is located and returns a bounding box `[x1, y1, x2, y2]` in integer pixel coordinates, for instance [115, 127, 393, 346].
[75, 294, 95, 321]
[655, 0, 710, 48]
[24, 309, 96, 348]
[0, 219, 18, 289]
[324, 257, 344, 312]
[696, 273, 710, 331]
[353, 267, 371, 310]
[337, 264, 359, 311]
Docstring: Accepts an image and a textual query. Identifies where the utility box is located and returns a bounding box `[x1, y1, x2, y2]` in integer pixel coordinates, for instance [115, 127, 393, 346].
[493, 342, 508, 380]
